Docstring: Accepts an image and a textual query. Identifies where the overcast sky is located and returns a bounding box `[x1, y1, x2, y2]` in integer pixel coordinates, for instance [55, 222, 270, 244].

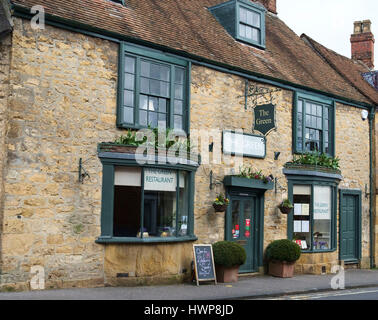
[277, 0, 378, 69]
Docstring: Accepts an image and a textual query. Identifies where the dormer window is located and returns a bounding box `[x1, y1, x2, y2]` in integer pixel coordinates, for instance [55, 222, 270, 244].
[209, 0, 266, 49]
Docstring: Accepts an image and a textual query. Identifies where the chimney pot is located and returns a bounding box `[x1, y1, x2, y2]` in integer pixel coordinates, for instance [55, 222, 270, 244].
[351, 20, 375, 69]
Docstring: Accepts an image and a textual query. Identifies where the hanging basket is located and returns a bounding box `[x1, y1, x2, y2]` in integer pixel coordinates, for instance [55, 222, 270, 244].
[278, 205, 292, 214]
[213, 203, 228, 212]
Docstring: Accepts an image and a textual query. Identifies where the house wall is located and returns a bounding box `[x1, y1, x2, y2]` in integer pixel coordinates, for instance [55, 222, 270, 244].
[0, 18, 373, 290]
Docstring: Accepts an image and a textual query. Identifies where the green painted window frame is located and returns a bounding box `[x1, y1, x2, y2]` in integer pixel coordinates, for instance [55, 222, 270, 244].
[110, 0, 125, 5]
[293, 92, 335, 156]
[235, 0, 266, 49]
[287, 178, 338, 253]
[96, 156, 198, 244]
[117, 42, 191, 133]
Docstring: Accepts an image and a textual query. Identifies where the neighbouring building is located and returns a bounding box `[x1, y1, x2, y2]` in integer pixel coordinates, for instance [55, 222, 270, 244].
[0, 0, 377, 291]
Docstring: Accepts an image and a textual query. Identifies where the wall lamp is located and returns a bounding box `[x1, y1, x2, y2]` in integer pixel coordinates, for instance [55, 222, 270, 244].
[78, 158, 90, 183]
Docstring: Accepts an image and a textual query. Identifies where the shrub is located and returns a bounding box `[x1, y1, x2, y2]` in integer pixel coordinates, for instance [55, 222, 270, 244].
[265, 239, 301, 262]
[212, 241, 247, 267]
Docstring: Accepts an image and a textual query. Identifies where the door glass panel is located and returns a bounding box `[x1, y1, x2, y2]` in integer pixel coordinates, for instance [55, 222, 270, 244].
[243, 200, 252, 239]
[231, 200, 240, 240]
[293, 185, 311, 250]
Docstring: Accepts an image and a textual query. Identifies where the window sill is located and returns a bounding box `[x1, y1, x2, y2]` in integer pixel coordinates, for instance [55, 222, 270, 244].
[95, 235, 198, 244]
[300, 249, 336, 254]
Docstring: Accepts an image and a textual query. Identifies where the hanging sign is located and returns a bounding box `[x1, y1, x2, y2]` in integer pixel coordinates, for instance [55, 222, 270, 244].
[253, 103, 276, 136]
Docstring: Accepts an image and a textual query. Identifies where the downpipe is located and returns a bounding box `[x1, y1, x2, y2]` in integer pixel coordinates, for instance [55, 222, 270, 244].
[369, 106, 376, 269]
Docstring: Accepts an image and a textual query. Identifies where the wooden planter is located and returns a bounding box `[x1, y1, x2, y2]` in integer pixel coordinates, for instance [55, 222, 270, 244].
[213, 203, 228, 212]
[215, 265, 240, 283]
[268, 260, 296, 278]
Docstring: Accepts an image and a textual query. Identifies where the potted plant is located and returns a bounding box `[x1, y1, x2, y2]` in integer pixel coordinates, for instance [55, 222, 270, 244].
[212, 241, 246, 283]
[278, 198, 293, 214]
[212, 193, 229, 212]
[265, 239, 301, 278]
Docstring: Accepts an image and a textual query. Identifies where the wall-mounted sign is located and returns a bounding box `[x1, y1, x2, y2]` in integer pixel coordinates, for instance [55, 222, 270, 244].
[222, 130, 266, 159]
[144, 168, 176, 192]
[253, 103, 276, 136]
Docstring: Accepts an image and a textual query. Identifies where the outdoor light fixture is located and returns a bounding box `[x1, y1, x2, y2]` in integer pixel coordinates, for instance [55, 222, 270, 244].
[361, 110, 369, 121]
[78, 158, 90, 183]
[274, 152, 281, 160]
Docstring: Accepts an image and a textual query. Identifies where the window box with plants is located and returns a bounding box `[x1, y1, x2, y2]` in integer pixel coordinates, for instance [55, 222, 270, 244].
[212, 241, 246, 283]
[98, 128, 199, 163]
[223, 166, 274, 190]
[265, 239, 301, 278]
[284, 152, 341, 175]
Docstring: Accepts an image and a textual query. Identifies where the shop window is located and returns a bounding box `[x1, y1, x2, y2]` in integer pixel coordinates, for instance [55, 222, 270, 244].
[97, 162, 196, 243]
[294, 93, 334, 156]
[117, 43, 189, 132]
[209, 0, 266, 49]
[289, 183, 336, 252]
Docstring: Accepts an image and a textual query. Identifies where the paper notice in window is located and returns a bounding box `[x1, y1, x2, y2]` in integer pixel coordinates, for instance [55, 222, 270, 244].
[301, 221, 310, 233]
[294, 204, 302, 215]
[301, 240, 308, 249]
[301, 204, 310, 216]
[294, 221, 302, 232]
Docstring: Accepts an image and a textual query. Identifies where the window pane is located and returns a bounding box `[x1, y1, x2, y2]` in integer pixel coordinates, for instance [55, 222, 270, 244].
[240, 23, 246, 38]
[140, 77, 149, 94]
[312, 104, 317, 115]
[313, 186, 332, 251]
[174, 115, 182, 129]
[252, 28, 260, 42]
[324, 108, 329, 119]
[232, 200, 241, 239]
[252, 11, 260, 27]
[246, 10, 253, 25]
[149, 97, 158, 111]
[175, 67, 184, 84]
[160, 65, 170, 81]
[124, 73, 135, 90]
[245, 25, 252, 39]
[174, 100, 183, 115]
[160, 81, 169, 97]
[158, 113, 167, 129]
[150, 63, 161, 80]
[114, 184, 141, 237]
[143, 169, 177, 238]
[317, 105, 322, 117]
[297, 100, 303, 113]
[149, 112, 157, 127]
[293, 185, 311, 251]
[159, 98, 167, 113]
[141, 60, 150, 77]
[124, 90, 134, 107]
[240, 7, 247, 23]
[306, 114, 311, 126]
[150, 79, 160, 96]
[139, 110, 147, 126]
[123, 107, 134, 124]
[306, 102, 311, 114]
[140, 95, 148, 110]
[125, 56, 135, 74]
[175, 84, 183, 100]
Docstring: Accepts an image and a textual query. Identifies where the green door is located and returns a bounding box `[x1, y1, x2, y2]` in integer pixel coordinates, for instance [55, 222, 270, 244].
[228, 196, 256, 273]
[340, 192, 360, 262]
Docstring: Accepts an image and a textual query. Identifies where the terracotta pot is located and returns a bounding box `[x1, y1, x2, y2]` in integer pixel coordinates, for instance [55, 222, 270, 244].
[268, 260, 296, 278]
[213, 203, 228, 212]
[215, 265, 240, 283]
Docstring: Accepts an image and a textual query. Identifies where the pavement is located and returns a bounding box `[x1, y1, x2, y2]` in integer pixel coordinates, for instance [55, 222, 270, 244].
[0, 269, 377, 300]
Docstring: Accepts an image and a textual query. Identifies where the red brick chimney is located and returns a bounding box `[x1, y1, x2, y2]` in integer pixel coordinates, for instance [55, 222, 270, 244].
[350, 20, 375, 69]
[253, 0, 277, 14]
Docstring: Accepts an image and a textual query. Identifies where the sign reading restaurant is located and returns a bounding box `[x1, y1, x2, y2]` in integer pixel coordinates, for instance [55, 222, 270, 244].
[253, 104, 276, 136]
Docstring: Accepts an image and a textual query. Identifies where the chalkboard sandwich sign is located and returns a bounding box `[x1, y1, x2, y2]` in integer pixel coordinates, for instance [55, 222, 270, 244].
[193, 244, 217, 286]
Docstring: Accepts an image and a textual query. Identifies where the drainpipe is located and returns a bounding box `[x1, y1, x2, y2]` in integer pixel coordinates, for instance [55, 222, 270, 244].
[369, 106, 376, 268]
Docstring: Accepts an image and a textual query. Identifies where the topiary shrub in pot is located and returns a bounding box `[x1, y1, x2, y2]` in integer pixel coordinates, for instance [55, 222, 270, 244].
[212, 241, 246, 283]
[265, 239, 301, 278]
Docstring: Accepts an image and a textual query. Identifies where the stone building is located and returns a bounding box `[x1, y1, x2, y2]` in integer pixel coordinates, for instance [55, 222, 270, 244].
[0, 0, 377, 291]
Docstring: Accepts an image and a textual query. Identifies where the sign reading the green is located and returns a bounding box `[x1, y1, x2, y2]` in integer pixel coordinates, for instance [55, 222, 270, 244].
[253, 104, 276, 136]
